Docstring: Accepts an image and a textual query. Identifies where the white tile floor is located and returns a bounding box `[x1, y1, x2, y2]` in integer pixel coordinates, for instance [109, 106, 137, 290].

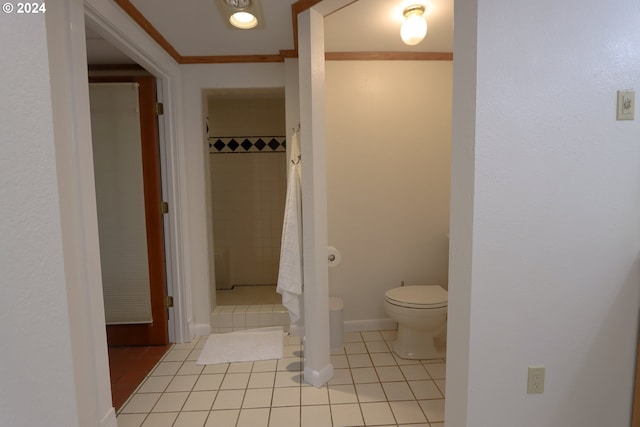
[116, 330, 446, 427]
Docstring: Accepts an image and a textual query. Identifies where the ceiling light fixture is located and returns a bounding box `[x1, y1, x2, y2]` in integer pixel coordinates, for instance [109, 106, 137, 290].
[401, 4, 427, 46]
[224, 0, 259, 29]
[229, 11, 258, 29]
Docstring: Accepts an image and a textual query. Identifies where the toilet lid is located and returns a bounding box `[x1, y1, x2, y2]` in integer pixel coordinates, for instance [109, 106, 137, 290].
[385, 285, 448, 309]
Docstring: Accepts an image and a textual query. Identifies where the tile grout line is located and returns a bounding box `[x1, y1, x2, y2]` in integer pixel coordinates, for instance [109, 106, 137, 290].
[117, 330, 444, 427]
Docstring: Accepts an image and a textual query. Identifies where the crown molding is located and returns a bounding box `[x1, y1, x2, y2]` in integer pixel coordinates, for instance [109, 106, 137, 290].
[112, 0, 453, 64]
[325, 51, 453, 61]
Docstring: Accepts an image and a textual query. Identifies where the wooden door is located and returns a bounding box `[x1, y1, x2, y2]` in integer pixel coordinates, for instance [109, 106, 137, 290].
[90, 75, 168, 346]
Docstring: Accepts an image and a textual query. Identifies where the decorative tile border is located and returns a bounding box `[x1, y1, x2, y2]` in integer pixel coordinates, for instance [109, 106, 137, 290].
[208, 136, 286, 153]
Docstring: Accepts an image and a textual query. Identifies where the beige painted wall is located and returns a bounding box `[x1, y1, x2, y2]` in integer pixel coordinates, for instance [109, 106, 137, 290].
[325, 60, 453, 322]
[208, 97, 286, 136]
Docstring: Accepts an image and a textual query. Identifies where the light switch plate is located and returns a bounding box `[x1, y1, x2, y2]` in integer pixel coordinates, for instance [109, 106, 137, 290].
[617, 90, 635, 120]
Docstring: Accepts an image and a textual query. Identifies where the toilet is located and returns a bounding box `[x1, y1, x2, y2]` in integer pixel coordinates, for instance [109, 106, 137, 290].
[384, 285, 448, 360]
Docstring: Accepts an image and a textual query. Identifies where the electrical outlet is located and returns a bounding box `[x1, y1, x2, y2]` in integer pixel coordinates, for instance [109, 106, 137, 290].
[617, 90, 635, 120]
[527, 366, 545, 394]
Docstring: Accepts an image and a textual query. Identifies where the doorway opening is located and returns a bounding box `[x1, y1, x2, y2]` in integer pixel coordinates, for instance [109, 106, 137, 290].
[85, 19, 179, 409]
[88, 72, 172, 410]
[206, 88, 290, 332]
[89, 75, 169, 347]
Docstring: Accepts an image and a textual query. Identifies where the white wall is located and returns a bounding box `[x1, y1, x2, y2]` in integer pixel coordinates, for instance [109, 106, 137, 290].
[0, 11, 80, 427]
[325, 61, 452, 324]
[181, 63, 286, 333]
[448, 0, 640, 425]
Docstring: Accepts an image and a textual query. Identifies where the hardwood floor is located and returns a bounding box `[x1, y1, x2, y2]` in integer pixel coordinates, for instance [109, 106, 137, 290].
[108, 344, 172, 411]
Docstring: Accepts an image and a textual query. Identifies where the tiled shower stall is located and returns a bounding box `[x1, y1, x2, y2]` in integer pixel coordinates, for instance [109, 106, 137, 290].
[208, 93, 289, 332]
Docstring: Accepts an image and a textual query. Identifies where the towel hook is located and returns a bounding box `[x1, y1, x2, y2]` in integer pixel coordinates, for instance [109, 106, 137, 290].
[291, 123, 301, 165]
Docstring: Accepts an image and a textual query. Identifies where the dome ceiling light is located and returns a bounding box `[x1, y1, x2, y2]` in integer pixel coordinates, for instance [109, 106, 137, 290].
[400, 4, 428, 46]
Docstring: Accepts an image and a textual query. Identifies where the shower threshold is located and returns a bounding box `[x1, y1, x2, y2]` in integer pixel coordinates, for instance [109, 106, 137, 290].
[211, 304, 290, 333]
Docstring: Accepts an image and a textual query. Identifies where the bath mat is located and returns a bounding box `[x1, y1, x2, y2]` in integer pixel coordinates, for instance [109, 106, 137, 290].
[196, 327, 284, 365]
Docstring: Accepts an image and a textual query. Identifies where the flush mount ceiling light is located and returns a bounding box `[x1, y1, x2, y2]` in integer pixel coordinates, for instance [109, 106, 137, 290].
[229, 11, 258, 29]
[401, 4, 427, 45]
[218, 0, 263, 30]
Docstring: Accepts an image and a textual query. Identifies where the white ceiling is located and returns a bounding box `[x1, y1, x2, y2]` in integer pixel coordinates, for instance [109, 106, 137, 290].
[85, 0, 453, 65]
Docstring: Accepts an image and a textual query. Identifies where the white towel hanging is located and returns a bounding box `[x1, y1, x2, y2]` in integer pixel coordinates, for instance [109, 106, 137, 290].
[277, 130, 303, 325]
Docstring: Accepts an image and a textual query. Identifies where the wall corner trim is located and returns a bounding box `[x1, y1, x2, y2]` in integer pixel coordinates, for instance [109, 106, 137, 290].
[100, 408, 117, 427]
[304, 363, 334, 388]
[193, 323, 212, 337]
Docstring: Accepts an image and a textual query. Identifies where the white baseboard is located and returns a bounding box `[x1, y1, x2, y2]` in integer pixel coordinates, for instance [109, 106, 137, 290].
[188, 318, 195, 340]
[193, 323, 211, 336]
[343, 318, 397, 333]
[304, 363, 334, 388]
[100, 407, 117, 427]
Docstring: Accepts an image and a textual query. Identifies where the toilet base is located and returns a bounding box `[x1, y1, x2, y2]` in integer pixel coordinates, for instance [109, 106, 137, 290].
[392, 323, 447, 360]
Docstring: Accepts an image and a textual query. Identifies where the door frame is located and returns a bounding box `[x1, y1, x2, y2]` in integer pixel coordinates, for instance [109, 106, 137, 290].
[90, 75, 169, 346]
[85, 4, 190, 345]
[633, 334, 640, 426]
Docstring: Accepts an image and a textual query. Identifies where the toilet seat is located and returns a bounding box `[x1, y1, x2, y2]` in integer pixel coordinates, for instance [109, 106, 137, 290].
[385, 285, 448, 309]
